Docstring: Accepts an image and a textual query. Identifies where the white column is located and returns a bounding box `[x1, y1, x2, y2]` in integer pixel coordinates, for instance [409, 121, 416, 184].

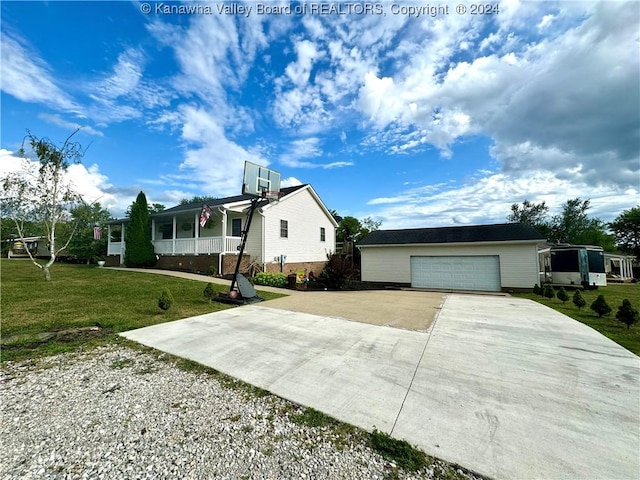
[120, 223, 126, 264]
[220, 208, 228, 252]
[194, 212, 200, 255]
[151, 219, 156, 242]
[172, 216, 177, 254]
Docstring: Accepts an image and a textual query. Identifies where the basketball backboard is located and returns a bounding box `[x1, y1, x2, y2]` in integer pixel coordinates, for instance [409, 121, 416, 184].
[242, 161, 281, 197]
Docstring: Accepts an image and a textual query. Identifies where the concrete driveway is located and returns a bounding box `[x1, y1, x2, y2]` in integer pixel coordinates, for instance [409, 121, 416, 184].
[122, 292, 640, 479]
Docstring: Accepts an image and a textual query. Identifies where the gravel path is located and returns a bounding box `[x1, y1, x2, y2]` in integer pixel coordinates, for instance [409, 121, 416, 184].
[1, 345, 481, 480]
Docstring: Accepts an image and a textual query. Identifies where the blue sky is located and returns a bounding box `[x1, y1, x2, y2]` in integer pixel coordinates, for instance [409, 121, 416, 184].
[1, 1, 638, 228]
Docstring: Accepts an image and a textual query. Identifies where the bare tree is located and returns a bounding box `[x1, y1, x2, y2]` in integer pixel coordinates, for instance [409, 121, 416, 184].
[1, 129, 85, 281]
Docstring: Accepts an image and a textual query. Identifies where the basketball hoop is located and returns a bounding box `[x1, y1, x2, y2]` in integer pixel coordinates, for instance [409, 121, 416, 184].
[262, 190, 283, 204]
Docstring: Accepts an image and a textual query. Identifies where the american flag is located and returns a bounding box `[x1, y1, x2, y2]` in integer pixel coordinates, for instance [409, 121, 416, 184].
[93, 226, 102, 240]
[199, 204, 212, 228]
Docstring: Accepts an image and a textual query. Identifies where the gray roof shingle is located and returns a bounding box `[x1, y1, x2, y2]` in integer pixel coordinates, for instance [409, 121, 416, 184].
[358, 223, 545, 246]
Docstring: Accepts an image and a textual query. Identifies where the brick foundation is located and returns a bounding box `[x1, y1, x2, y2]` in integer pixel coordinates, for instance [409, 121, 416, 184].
[264, 261, 327, 277]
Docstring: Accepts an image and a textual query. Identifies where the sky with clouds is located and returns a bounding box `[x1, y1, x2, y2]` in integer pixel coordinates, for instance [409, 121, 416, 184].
[1, 0, 638, 228]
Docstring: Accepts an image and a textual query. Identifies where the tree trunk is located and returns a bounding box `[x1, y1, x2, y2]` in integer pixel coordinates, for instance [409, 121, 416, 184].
[43, 266, 51, 281]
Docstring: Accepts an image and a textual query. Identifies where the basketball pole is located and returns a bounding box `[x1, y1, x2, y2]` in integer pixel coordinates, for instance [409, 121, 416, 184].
[229, 196, 260, 294]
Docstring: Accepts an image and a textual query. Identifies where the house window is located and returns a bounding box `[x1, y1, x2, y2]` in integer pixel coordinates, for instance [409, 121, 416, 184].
[320, 227, 326, 242]
[280, 220, 288, 238]
[232, 218, 242, 237]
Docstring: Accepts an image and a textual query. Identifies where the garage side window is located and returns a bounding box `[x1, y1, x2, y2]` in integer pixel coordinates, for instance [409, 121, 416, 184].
[280, 219, 288, 238]
[320, 227, 326, 242]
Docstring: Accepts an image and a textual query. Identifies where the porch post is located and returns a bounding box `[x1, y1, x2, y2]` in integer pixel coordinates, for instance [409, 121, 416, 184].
[221, 208, 228, 252]
[219, 207, 227, 275]
[107, 225, 111, 254]
[120, 222, 126, 265]
[194, 212, 200, 255]
[172, 216, 177, 254]
[151, 219, 156, 242]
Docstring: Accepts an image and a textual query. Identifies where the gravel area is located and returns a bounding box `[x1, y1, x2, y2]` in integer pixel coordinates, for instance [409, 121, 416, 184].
[1, 345, 481, 480]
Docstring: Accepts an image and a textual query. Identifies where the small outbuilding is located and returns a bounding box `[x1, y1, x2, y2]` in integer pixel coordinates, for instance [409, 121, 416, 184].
[358, 223, 546, 292]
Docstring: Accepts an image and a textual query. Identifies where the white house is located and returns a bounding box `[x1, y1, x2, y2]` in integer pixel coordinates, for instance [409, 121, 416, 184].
[358, 223, 546, 292]
[106, 184, 337, 276]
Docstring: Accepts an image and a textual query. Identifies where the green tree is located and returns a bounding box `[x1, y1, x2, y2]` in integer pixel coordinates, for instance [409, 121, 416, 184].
[549, 198, 614, 249]
[572, 290, 586, 310]
[203, 283, 215, 302]
[67, 202, 112, 263]
[507, 199, 551, 238]
[557, 287, 569, 304]
[158, 288, 174, 311]
[337, 216, 362, 242]
[543, 284, 555, 300]
[0, 129, 84, 281]
[616, 299, 639, 330]
[178, 195, 218, 206]
[337, 215, 382, 243]
[590, 294, 612, 317]
[124, 191, 156, 267]
[609, 206, 640, 259]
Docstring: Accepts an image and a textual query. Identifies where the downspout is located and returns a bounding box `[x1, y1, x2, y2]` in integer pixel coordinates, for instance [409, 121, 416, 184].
[261, 212, 266, 272]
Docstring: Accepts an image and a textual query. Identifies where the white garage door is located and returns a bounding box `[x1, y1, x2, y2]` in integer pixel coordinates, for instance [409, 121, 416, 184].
[410, 255, 501, 292]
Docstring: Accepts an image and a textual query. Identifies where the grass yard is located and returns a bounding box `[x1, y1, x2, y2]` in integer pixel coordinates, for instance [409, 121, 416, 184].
[514, 283, 640, 356]
[1, 259, 285, 362]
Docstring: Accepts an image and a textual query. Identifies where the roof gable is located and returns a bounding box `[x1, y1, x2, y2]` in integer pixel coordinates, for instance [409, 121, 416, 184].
[358, 223, 545, 246]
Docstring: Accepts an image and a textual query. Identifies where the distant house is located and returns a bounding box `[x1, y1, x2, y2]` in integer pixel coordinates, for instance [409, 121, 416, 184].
[106, 184, 337, 276]
[358, 223, 546, 292]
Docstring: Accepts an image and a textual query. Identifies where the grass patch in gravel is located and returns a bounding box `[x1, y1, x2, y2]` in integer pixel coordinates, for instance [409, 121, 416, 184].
[1, 259, 284, 362]
[514, 283, 640, 355]
[371, 429, 428, 472]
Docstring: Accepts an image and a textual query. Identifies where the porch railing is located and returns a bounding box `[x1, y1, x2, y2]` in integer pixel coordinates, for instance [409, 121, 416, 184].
[108, 236, 242, 256]
[151, 236, 242, 255]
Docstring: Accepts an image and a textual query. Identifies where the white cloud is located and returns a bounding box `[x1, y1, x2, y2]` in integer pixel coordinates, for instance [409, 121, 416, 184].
[0, 31, 78, 112]
[279, 137, 354, 169]
[365, 171, 637, 230]
[176, 106, 268, 196]
[38, 114, 103, 137]
[0, 148, 120, 215]
[281, 177, 303, 187]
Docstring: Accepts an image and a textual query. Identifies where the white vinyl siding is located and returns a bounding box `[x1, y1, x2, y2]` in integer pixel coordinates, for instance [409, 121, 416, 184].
[263, 187, 336, 264]
[360, 242, 540, 290]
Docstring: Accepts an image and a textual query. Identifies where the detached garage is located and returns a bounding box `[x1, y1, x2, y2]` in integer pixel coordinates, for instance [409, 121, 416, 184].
[358, 223, 545, 292]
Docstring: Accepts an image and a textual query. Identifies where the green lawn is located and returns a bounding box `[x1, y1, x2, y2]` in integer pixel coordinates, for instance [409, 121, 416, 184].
[1, 259, 285, 362]
[514, 283, 640, 356]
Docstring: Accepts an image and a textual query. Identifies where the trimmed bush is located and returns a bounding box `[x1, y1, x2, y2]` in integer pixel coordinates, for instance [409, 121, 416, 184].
[253, 272, 288, 288]
[533, 284, 542, 296]
[557, 287, 569, 304]
[158, 288, 174, 311]
[203, 283, 215, 302]
[206, 265, 217, 276]
[590, 294, 611, 317]
[572, 289, 586, 310]
[543, 284, 555, 300]
[616, 299, 639, 330]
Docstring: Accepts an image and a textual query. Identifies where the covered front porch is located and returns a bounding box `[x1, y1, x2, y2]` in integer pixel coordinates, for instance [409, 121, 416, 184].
[106, 205, 246, 267]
